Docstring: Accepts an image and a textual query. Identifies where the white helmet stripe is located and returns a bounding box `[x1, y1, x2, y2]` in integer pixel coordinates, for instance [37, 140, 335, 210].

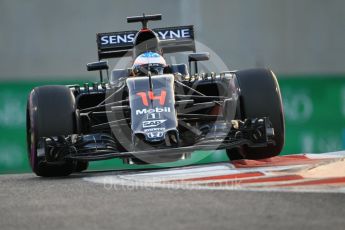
[133, 51, 166, 66]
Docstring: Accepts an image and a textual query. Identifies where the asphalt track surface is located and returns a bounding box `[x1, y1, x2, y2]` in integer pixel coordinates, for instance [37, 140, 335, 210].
[0, 170, 345, 230]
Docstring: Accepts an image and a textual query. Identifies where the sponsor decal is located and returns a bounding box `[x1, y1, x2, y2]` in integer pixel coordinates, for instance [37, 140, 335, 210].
[136, 107, 171, 115]
[155, 28, 191, 40]
[147, 113, 160, 120]
[137, 90, 167, 106]
[142, 119, 166, 128]
[143, 128, 165, 132]
[100, 33, 135, 45]
[147, 132, 164, 139]
[99, 27, 193, 46]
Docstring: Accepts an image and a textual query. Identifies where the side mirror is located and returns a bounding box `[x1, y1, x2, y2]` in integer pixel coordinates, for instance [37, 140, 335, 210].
[188, 52, 210, 75]
[86, 61, 109, 71]
[188, 52, 210, 62]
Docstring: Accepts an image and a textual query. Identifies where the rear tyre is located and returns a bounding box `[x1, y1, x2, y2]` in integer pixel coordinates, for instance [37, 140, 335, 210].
[227, 68, 285, 160]
[26, 85, 78, 177]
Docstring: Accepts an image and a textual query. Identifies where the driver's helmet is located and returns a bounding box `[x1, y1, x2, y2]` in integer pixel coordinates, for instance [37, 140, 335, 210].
[132, 51, 166, 76]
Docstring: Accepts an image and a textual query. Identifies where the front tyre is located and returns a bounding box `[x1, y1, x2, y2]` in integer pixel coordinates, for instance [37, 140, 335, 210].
[227, 68, 285, 160]
[26, 85, 78, 177]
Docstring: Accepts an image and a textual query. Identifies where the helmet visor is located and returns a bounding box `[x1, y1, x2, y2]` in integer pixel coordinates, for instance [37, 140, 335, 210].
[133, 63, 164, 76]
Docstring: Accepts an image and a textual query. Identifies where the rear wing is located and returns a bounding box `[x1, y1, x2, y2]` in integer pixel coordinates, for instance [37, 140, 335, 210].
[96, 25, 195, 60]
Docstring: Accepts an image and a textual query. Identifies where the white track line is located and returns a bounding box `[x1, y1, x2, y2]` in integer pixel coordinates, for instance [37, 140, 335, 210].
[84, 152, 345, 193]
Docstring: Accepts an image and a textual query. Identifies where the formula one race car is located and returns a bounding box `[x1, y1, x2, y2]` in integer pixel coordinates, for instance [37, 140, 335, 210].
[26, 14, 285, 177]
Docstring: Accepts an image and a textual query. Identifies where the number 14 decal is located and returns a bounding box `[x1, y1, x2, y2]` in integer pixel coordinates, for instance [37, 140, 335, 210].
[136, 90, 167, 106]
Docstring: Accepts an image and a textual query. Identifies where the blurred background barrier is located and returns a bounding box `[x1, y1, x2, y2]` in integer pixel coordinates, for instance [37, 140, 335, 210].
[1, 76, 345, 173]
[1, 0, 345, 79]
[1, 0, 344, 173]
